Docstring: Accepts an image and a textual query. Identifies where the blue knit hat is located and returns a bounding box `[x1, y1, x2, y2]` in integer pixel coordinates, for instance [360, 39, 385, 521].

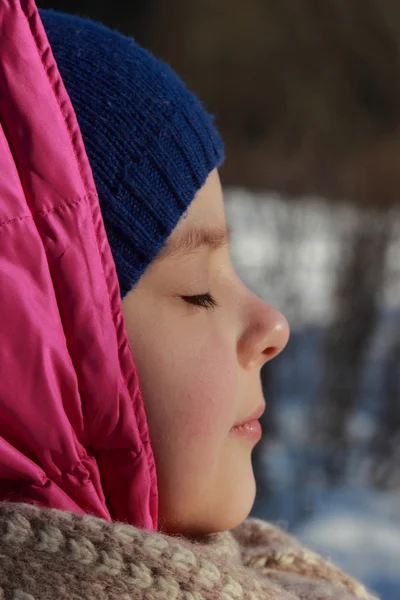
[40, 10, 224, 298]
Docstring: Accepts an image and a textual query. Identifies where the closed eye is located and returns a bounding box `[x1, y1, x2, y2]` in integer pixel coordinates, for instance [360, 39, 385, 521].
[181, 293, 218, 309]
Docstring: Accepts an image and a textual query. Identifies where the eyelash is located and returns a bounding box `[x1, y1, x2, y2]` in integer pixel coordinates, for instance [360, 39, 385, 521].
[181, 293, 218, 309]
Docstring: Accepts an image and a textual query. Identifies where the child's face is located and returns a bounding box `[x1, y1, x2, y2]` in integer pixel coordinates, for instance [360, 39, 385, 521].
[122, 169, 289, 535]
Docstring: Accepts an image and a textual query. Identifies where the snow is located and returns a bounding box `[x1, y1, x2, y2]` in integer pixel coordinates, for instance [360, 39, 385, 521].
[295, 489, 400, 598]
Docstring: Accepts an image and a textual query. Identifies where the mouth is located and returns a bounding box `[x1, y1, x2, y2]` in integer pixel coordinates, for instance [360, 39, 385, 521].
[230, 403, 265, 442]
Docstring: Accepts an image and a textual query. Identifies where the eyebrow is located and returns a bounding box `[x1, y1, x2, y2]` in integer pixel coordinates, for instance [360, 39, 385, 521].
[157, 225, 231, 261]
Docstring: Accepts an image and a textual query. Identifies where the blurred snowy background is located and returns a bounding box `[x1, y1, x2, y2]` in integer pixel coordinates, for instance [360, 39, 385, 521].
[38, 1, 400, 597]
[226, 190, 400, 598]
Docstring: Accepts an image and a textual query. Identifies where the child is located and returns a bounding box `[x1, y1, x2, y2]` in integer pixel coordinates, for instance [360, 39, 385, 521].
[0, 1, 377, 598]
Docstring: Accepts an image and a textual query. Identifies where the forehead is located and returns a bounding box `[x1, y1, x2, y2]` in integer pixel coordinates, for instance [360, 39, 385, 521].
[156, 169, 228, 261]
[176, 169, 226, 231]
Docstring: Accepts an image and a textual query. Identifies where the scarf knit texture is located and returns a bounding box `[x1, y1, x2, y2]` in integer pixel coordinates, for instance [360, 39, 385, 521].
[0, 502, 378, 600]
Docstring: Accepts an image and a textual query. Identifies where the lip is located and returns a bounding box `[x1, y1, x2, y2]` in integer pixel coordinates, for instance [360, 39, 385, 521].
[230, 403, 265, 442]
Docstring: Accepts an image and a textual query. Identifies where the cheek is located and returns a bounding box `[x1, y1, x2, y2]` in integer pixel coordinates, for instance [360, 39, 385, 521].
[132, 324, 238, 443]
[175, 340, 238, 438]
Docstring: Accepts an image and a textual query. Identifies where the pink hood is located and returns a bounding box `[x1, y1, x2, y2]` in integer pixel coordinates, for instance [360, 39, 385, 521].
[0, 0, 158, 529]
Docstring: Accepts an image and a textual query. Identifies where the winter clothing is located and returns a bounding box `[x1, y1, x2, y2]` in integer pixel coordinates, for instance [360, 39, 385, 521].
[0, 502, 377, 600]
[39, 9, 224, 298]
[0, 1, 379, 599]
[0, 0, 157, 528]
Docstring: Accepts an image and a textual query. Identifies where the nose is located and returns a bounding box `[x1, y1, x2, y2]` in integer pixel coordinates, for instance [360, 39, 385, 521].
[237, 293, 290, 370]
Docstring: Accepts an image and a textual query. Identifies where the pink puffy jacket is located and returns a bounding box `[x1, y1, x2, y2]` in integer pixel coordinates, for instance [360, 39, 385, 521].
[0, 0, 158, 530]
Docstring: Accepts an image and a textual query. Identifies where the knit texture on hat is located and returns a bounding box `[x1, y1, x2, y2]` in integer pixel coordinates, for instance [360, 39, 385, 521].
[40, 9, 224, 297]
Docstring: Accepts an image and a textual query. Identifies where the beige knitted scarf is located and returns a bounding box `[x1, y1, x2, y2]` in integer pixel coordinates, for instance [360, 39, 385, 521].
[0, 502, 378, 600]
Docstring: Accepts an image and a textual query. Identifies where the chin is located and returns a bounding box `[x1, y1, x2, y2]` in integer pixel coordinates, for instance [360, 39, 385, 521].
[202, 463, 257, 535]
[174, 472, 256, 538]
[157, 452, 257, 537]
[216, 474, 256, 533]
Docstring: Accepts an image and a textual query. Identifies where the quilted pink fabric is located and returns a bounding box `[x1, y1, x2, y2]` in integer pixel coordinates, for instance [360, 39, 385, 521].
[0, 0, 158, 530]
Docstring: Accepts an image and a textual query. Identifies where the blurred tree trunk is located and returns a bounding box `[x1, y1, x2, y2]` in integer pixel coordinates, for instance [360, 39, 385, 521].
[371, 324, 400, 488]
[318, 210, 390, 484]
